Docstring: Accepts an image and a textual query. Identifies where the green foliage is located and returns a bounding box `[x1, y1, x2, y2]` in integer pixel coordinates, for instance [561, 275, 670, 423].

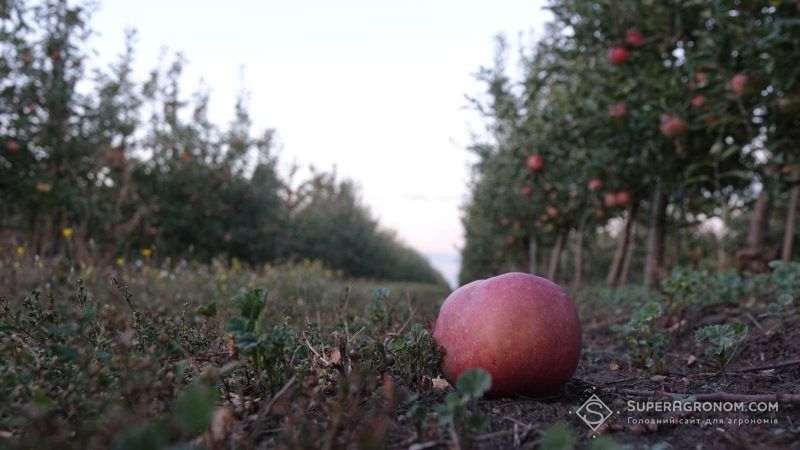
[537, 422, 573, 450]
[694, 322, 748, 374]
[435, 369, 492, 445]
[225, 288, 301, 391]
[615, 301, 667, 371]
[766, 260, 800, 315]
[174, 383, 217, 433]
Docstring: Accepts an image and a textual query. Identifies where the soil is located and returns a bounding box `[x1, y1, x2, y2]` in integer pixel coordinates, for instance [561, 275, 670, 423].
[388, 306, 800, 450]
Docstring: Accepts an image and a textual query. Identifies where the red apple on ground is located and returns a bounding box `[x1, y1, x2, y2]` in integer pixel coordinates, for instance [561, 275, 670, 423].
[608, 102, 627, 117]
[521, 186, 533, 197]
[433, 272, 582, 398]
[588, 178, 604, 192]
[625, 29, 645, 46]
[615, 190, 632, 206]
[526, 154, 544, 172]
[608, 47, 629, 64]
[659, 114, 687, 137]
[6, 140, 19, 152]
[604, 192, 618, 208]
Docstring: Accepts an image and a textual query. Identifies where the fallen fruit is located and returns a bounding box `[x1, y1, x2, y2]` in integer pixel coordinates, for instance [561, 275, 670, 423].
[433, 272, 582, 397]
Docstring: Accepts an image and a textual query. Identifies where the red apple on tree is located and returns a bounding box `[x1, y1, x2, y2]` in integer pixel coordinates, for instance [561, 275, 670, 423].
[546, 206, 560, 219]
[526, 154, 544, 172]
[625, 28, 645, 46]
[659, 114, 687, 137]
[604, 192, 618, 208]
[728, 73, 748, 95]
[587, 178, 604, 191]
[608, 102, 627, 117]
[433, 273, 582, 397]
[608, 47, 629, 65]
[521, 186, 533, 197]
[5, 140, 20, 152]
[615, 190, 632, 206]
[506, 235, 516, 246]
[691, 95, 705, 108]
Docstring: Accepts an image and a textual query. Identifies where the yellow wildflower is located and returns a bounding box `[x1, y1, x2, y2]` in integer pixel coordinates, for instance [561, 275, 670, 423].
[116, 257, 125, 266]
[62, 227, 73, 238]
[141, 248, 152, 257]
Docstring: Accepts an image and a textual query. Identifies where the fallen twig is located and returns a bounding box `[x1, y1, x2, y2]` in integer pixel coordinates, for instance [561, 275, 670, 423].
[734, 358, 800, 373]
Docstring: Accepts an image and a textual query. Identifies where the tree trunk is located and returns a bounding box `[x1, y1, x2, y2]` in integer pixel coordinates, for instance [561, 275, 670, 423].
[573, 220, 586, 290]
[782, 182, 799, 262]
[619, 219, 637, 288]
[746, 191, 771, 249]
[528, 237, 538, 275]
[644, 182, 668, 291]
[547, 232, 565, 281]
[606, 203, 637, 287]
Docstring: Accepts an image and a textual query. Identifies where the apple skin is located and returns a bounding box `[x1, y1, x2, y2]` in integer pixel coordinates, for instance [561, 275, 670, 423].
[608, 102, 627, 117]
[6, 140, 20, 152]
[433, 273, 582, 398]
[615, 190, 632, 206]
[625, 29, 644, 46]
[603, 192, 618, 208]
[728, 73, 748, 95]
[526, 155, 544, 172]
[608, 47, 629, 65]
[659, 114, 687, 137]
[521, 185, 533, 197]
[588, 178, 604, 192]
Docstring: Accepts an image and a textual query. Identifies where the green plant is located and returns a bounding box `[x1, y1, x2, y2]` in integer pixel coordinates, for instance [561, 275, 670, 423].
[694, 322, 748, 374]
[435, 368, 492, 447]
[766, 260, 799, 316]
[225, 288, 303, 392]
[615, 301, 668, 371]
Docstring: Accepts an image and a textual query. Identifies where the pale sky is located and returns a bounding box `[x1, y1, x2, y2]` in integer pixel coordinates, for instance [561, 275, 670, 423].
[89, 0, 549, 286]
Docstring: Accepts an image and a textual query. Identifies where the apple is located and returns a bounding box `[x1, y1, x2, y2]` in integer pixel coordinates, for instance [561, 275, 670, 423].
[6, 140, 19, 152]
[526, 154, 544, 172]
[521, 185, 533, 197]
[659, 114, 687, 137]
[728, 73, 748, 95]
[506, 235, 516, 246]
[625, 28, 645, 46]
[546, 206, 560, 219]
[604, 192, 618, 208]
[608, 102, 627, 117]
[569, 189, 579, 199]
[608, 47, 629, 65]
[691, 95, 705, 108]
[433, 272, 582, 398]
[587, 178, 604, 192]
[705, 114, 718, 126]
[615, 190, 632, 206]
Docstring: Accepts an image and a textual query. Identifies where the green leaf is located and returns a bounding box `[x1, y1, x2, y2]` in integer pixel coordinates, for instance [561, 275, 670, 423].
[587, 435, 627, 450]
[112, 423, 166, 450]
[455, 368, 492, 399]
[234, 288, 267, 321]
[174, 383, 217, 433]
[196, 302, 217, 317]
[538, 422, 573, 450]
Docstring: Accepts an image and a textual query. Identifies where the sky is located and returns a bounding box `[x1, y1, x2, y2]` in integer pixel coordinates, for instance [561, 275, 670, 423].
[89, 0, 550, 287]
